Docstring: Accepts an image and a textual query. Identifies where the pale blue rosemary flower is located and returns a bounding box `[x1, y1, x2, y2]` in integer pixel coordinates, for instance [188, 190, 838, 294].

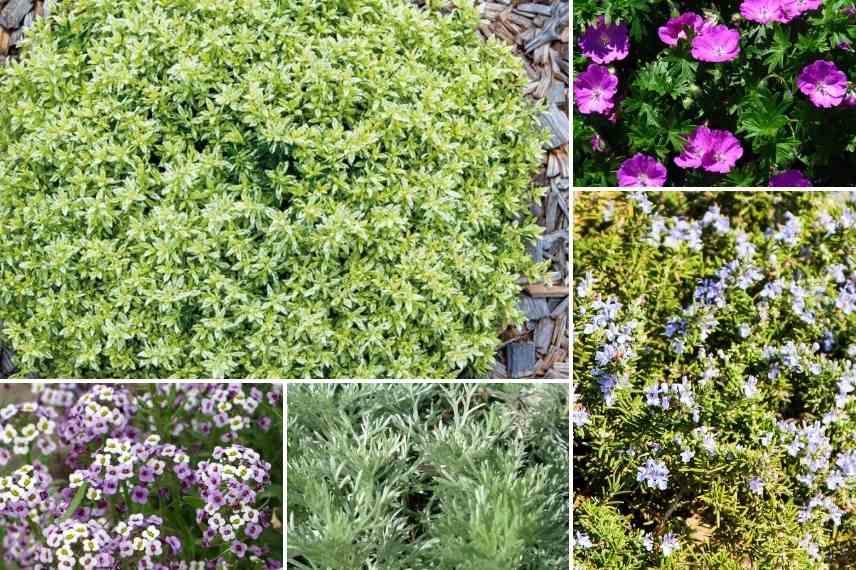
[636, 458, 669, 490]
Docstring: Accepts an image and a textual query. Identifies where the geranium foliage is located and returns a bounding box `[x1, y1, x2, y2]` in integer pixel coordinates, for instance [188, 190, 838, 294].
[574, 192, 856, 568]
[0, 0, 546, 379]
[573, 1, 856, 187]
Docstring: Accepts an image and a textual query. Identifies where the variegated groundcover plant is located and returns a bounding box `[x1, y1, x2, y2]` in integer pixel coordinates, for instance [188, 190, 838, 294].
[0, 383, 283, 569]
[573, 0, 855, 187]
[573, 192, 855, 568]
[0, 0, 548, 379]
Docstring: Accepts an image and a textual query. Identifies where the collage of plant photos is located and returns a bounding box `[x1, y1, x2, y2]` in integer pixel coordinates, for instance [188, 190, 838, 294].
[0, 0, 572, 568]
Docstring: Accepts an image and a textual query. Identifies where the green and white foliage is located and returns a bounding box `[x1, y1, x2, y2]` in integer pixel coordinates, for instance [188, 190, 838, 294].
[287, 383, 568, 569]
[0, 0, 547, 378]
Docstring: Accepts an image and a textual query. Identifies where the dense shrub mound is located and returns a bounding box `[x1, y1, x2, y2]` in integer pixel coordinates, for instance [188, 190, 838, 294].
[0, 0, 545, 378]
[573, 192, 856, 568]
[287, 383, 569, 569]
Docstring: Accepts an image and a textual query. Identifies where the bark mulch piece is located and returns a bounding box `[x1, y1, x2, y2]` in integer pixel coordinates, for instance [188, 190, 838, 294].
[506, 341, 537, 378]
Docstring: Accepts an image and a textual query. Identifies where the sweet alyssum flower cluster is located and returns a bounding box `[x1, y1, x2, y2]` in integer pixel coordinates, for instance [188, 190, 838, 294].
[141, 384, 276, 443]
[0, 402, 59, 464]
[195, 446, 271, 559]
[0, 463, 52, 522]
[574, 192, 855, 567]
[0, 383, 282, 569]
[574, 2, 854, 186]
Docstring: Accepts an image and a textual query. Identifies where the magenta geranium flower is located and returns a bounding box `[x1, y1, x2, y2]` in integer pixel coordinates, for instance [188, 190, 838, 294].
[675, 126, 743, 174]
[617, 154, 667, 187]
[591, 133, 606, 152]
[574, 64, 618, 115]
[797, 60, 848, 108]
[674, 126, 713, 169]
[658, 12, 704, 46]
[691, 25, 741, 62]
[701, 130, 744, 173]
[779, 0, 823, 22]
[740, 0, 785, 23]
[579, 16, 629, 64]
[769, 170, 813, 186]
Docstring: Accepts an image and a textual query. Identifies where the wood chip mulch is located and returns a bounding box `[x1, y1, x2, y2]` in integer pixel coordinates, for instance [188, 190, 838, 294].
[477, 0, 569, 380]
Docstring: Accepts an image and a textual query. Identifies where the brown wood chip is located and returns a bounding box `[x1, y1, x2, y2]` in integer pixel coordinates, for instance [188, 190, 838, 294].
[546, 152, 560, 178]
[556, 149, 569, 177]
[526, 283, 569, 298]
[0, 29, 10, 55]
[509, 13, 532, 29]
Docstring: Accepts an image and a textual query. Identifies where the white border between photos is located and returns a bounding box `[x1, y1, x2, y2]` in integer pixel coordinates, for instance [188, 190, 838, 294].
[10, 377, 569, 567]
